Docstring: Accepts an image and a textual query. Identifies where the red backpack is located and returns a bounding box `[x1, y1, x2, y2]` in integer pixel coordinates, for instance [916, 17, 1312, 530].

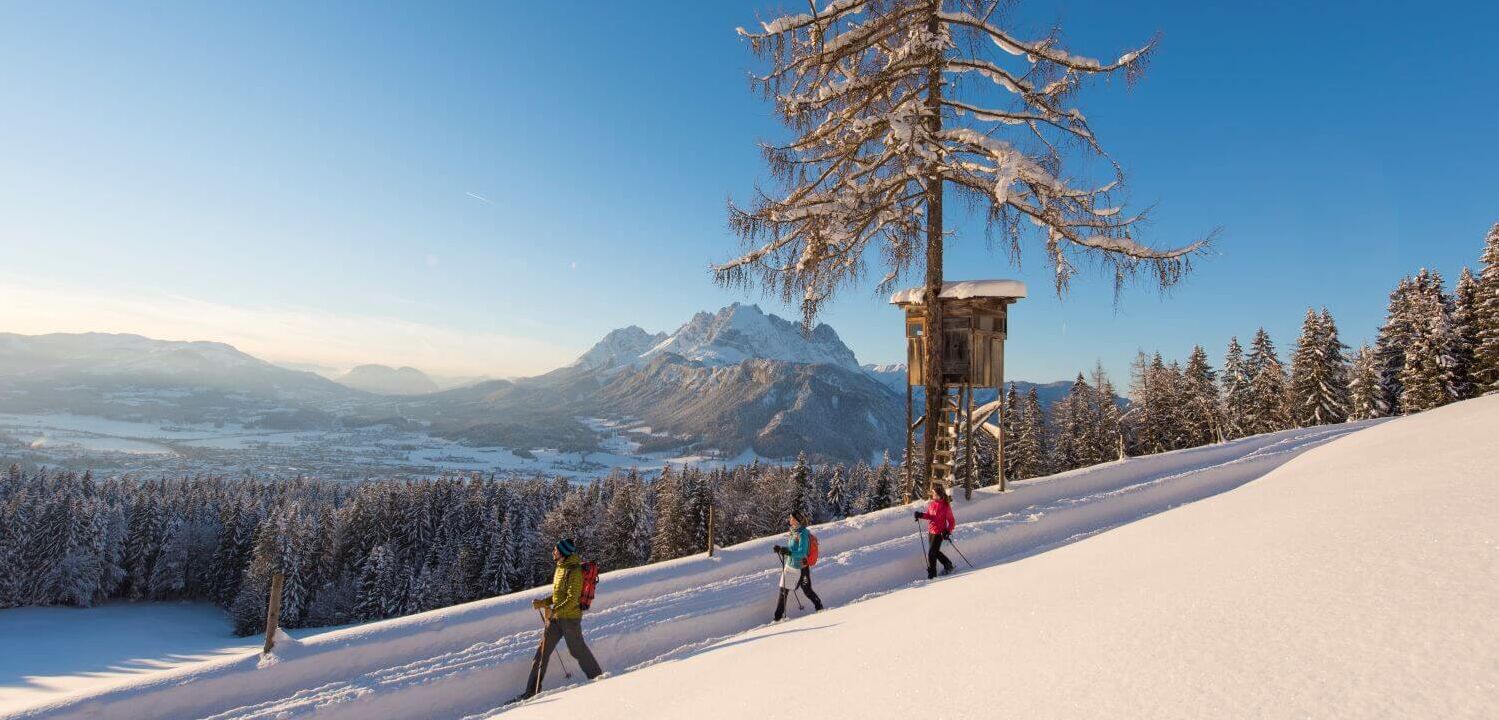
[805, 534, 819, 567]
[579, 561, 600, 611]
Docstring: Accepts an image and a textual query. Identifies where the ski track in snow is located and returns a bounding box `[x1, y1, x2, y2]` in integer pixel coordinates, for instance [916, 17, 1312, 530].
[12, 422, 1377, 720]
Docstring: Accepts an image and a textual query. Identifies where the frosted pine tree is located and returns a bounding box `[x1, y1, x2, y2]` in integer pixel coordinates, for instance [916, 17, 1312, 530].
[1161, 359, 1188, 450]
[825, 465, 852, 519]
[1399, 280, 1459, 413]
[1348, 344, 1382, 420]
[862, 452, 898, 512]
[1010, 387, 1047, 479]
[1127, 352, 1163, 454]
[676, 469, 714, 556]
[1181, 345, 1221, 445]
[1290, 308, 1350, 426]
[1473, 223, 1499, 390]
[1001, 383, 1022, 479]
[721, 0, 1209, 489]
[1220, 337, 1252, 439]
[1374, 278, 1416, 415]
[1090, 363, 1124, 461]
[1244, 328, 1291, 435]
[1452, 267, 1481, 399]
[648, 466, 684, 563]
[789, 452, 818, 523]
[1319, 309, 1352, 418]
[598, 478, 648, 571]
[1057, 376, 1086, 470]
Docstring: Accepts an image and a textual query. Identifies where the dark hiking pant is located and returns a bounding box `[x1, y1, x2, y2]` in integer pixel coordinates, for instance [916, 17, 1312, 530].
[774, 566, 824, 621]
[927, 532, 953, 579]
[523, 618, 602, 698]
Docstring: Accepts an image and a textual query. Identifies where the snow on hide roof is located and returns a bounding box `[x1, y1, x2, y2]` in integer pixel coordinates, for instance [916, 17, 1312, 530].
[889, 279, 1028, 305]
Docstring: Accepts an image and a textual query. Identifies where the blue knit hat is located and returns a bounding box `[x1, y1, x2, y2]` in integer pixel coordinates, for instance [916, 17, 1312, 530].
[555, 538, 576, 557]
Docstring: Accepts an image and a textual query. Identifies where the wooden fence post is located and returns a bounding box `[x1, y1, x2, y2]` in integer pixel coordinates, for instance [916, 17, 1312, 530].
[706, 506, 716, 557]
[262, 572, 284, 655]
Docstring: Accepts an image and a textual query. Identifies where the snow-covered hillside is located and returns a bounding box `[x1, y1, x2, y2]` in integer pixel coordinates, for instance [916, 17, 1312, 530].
[510, 395, 1498, 720]
[10, 408, 1429, 720]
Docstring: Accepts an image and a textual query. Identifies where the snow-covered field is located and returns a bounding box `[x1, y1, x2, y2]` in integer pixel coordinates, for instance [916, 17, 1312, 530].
[7, 407, 1418, 720]
[510, 395, 1499, 719]
[0, 604, 256, 712]
[0, 413, 774, 482]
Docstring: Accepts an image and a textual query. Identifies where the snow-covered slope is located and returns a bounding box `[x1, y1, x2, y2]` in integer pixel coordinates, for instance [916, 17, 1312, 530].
[513, 396, 1499, 720]
[641, 303, 859, 370]
[564, 326, 667, 373]
[11, 414, 1402, 720]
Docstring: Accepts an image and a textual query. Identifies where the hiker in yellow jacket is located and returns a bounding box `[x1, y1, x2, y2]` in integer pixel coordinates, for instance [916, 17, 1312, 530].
[520, 538, 603, 699]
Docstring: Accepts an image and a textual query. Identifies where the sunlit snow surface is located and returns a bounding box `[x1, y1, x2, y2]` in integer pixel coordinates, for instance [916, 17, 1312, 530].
[0, 604, 256, 711]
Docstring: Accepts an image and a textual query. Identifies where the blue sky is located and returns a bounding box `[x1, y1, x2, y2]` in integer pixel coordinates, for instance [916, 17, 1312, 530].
[1, 1, 1495, 382]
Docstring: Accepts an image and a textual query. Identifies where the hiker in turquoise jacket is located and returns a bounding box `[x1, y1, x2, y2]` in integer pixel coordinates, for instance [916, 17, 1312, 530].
[771, 510, 825, 621]
[520, 538, 603, 700]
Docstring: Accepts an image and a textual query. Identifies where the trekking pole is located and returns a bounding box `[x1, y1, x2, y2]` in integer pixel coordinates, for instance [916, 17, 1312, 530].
[945, 534, 975, 569]
[535, 609, 572, 685]
[772, 546, 807, 611]
[529, 610, 551, 697]
[552, 644, 573, 679]
[913, 517, 928, 564]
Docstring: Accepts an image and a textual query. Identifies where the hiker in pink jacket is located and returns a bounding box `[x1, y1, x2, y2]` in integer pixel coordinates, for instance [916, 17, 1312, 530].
[913, 485, 956, 579]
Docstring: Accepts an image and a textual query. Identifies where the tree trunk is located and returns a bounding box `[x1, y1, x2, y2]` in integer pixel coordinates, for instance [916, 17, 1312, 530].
[920, 4, 945, 498]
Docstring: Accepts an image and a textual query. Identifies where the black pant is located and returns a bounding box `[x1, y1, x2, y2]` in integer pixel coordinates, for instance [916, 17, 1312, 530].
[927, 532, 953, 578]
[522, 618, 603, 698]
[774, 566, 824, 620]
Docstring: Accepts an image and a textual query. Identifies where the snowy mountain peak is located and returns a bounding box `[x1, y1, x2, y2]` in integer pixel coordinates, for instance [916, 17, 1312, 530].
[571, 325, 669, 371]
[642, 303, 860, 370]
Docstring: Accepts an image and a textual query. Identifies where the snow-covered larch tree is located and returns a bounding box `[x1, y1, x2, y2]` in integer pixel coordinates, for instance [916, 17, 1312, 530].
[717, 0, 1212, 490]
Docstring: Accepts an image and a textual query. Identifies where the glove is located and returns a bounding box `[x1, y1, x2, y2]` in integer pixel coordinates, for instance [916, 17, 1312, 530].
[913, 511, 925, 521]
[531, 599, 549, 610]
[773, 545, 787, 556]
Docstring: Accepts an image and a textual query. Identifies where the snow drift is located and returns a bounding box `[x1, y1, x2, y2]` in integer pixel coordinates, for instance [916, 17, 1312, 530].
[9, 416, 1399, 720]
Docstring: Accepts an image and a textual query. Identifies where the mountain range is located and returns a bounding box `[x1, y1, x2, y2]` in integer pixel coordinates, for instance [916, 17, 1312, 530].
[0, 304, 1112, 467]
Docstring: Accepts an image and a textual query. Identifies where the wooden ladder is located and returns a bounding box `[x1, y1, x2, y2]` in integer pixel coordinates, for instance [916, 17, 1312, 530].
[930, 388, 963, 489]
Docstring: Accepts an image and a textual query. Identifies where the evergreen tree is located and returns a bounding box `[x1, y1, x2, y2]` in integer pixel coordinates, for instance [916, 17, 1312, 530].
[1181, 345, 1221, 445]
[1348, 344, 1382, 420]
[862, 453, 897, 513]
[825, 466, 852, 520]
[1001, 383, 1022, 480]
[1400, 276, 1460, 413]
[788, 452, 817, 524]
[1290, 308, 1350, 426]
[1090, 363, 1124, 462]
[1245, 328, 1292, 435]
[1374, 277, 1416, 415]
[1220, 337, 1253, 439]
[1474, 223, 1499, 391]
[648, 466, 683, 563]
[1010, 388, 1047, 480]
[1453, 267, 1481, 399]
[597, 477, 649, 572]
